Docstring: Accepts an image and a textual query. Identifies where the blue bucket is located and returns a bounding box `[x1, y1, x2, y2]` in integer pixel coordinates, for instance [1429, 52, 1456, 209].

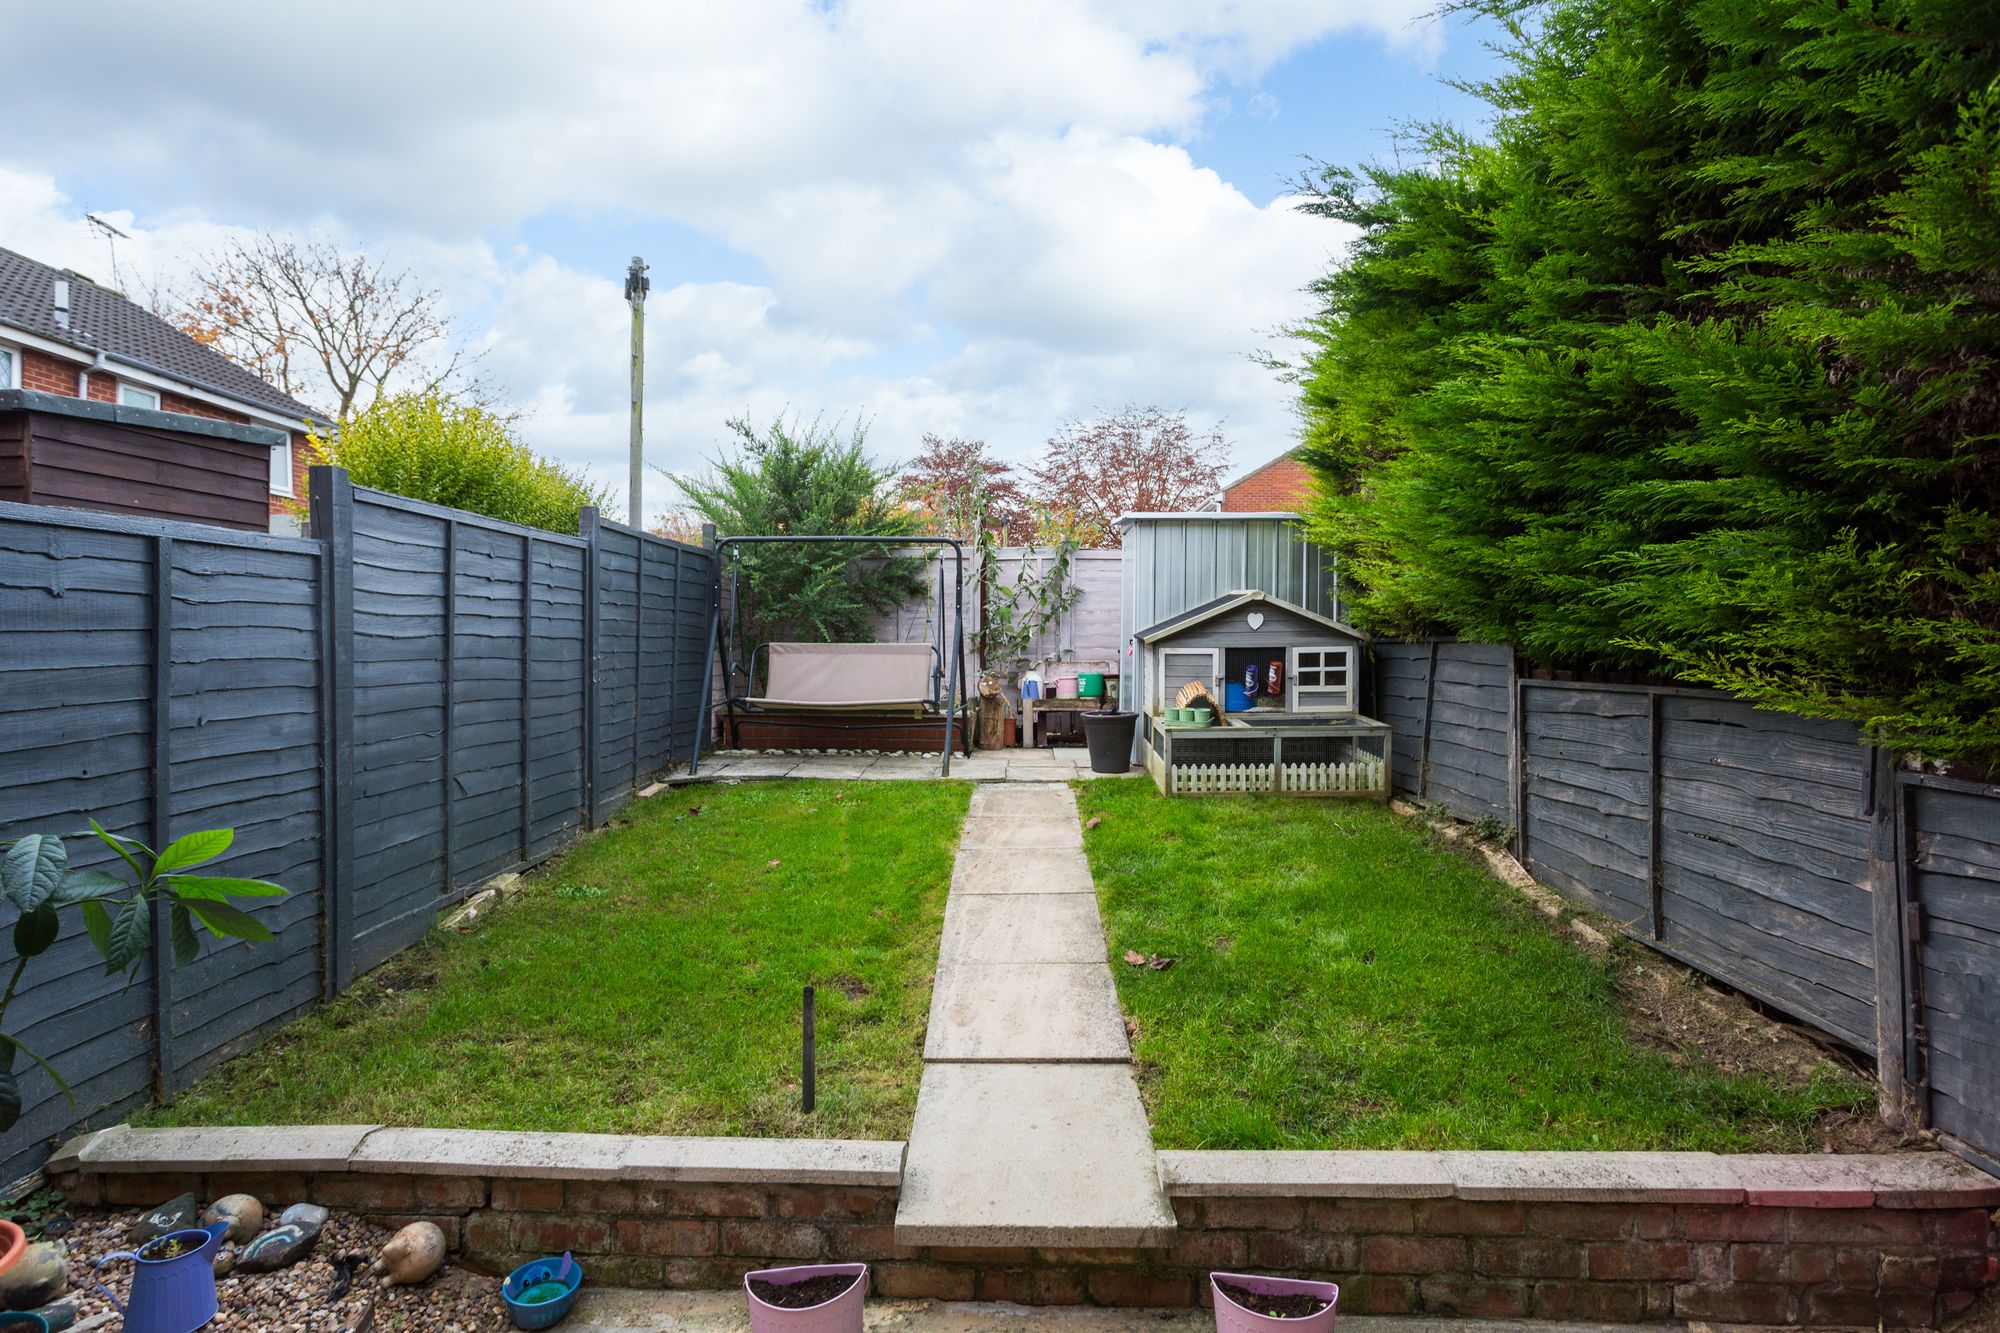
[502, 1252, 582, 1329]
[1225, 681, 1253, 713]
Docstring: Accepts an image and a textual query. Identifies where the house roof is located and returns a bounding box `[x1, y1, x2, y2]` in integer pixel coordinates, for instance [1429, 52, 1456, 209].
[1220, 447, 1304, 493]
[0, 246, 326, 425]
[1134, 588, 1367, 644]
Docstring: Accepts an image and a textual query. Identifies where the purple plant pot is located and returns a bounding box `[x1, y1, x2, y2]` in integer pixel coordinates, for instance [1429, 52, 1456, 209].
[1211, 1271, 1340, 1332]
[744, 1262, 869, 1333]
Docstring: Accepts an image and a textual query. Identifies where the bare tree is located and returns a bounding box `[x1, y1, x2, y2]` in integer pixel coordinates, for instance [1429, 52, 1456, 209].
[1025, 407, 1231, 548]
[176, 235, 475, 420]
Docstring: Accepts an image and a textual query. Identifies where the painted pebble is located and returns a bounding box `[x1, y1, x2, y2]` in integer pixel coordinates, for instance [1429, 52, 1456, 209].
[125, 1192, 200, 1247]
[0, 1241, 67, 1311]
[235, 1203, 328, 1273]
[200, 1193, 265, 1245]
[371, 1221, 447, 1286]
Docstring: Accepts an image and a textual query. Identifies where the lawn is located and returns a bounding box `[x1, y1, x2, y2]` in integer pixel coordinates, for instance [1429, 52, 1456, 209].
[147, 780, 969, 1140]
[1074, 782, 1872, 1152]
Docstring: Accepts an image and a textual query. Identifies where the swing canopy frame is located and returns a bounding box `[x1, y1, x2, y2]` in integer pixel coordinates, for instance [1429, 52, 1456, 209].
[695, 534, 971, 775]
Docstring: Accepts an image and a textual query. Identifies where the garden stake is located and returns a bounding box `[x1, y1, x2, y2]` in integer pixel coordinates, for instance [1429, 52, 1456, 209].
[802, 984, 816, 1114]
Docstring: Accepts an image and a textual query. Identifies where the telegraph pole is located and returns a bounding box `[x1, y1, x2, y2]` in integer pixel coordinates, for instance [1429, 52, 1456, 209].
[624, 256, 650, 528]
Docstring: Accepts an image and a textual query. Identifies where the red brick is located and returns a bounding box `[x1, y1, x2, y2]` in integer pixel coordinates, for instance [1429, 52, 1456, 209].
[54, 1173, 101, 1207]
[1672, 1281, 1791, 1323]
[659, 1185, 768, 1218]
[1526, 1203, 1633, 1240]
[771, 1187, 892, 1221]
[491, 1178, 565, 1212]
[1936, 1208, 1998, 1247]
[207, 1172, 310, 1203]
[464, 1214, 511, 1254]
[1729, 1242, 1787, 1283]
[309, 1175, 415, 1210]
[1679, 1204, 1786, 1242]
[826, 1224, 915, 1262]
[1943, 1252, 2000, 1289]
[1472, 1237, 1584, 1279]
[588, 1255, 667, 1286]
[615, 1219, 718, 1257]
[1880, 1252, 1942, 1290]
[1342, 1274, 1415, 1315]
[1360, 1235, 1467, 1275]
[1086, 1270, 1191, 1307]
[1306, 1199, 1415, 1234]
[978, 1268, 1088, 1304]
[1249, 1230, 1355, 1271]
[1788, 1245, 1838, 1285]
[1532, 1280, 1646, 1321]
[1419, 1277, 1529, 1319]
[514, 1215, 610, 1254]
[1165, 1229, 1248, 1269]
[1587, 1242, 1691, 1281]
[1878, 1291, 1947, 1328]
[1048, 1247, 1147, 1266]
[414, 1176, 488, 1210]
[874, 1263, 975, 1300]
[377, 1214, 461, 1248]
[1171, 1198, 1203, 1227]
[720, 1220, 826, 1260]
[938, 1245, 1033, 1264]
[1801, 1285, 1894, 1327]
[1789, 1207, 1931, 1245]
[1629, 1204, 1681, 1239]
[1220, 454, 1314, 512]
[664, 1257, 741, 1288]
[1415, 1200, 1526, 1236]
[1204, 1197, 1303, 1230]
[103, 1173, 203, 1206]
[566, 1180, 644, 1213]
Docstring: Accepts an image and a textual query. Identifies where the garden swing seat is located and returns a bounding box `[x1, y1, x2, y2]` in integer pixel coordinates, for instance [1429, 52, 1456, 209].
[741, 642, 938, 715]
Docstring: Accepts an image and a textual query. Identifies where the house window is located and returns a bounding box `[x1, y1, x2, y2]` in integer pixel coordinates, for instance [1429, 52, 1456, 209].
[1158, 646, 1221, 713]
[118, 383, 161, 410]
[1288, 644, 1356, 712]
[0, 344, 17, 389]
[269, 437, 295, 497]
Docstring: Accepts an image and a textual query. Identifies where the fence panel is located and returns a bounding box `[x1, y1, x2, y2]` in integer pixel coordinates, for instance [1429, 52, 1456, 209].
[1520, 685, 1652, 926]
[0, 474, 717, 1184]
[1906, 777, 2000, 1165]
[1371, 641, 1510, 822]
[1373, 643, 1430, 800]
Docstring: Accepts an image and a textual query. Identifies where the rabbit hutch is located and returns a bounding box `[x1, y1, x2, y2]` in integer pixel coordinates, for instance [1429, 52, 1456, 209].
[1132, 589, 1390, 797]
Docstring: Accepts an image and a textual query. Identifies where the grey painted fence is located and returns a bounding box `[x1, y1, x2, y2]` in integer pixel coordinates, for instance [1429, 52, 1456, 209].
[0, 468, 716, 1183]
[1379, 640, 2000, 1173]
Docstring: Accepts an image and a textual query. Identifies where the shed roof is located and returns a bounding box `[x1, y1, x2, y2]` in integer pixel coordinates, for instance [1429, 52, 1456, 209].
[1134, 589, 1367, 644]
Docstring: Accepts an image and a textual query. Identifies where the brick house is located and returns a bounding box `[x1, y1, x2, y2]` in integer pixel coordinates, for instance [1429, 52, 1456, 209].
[1212, 448, 1316, 513]
[0, 245, 326, 534]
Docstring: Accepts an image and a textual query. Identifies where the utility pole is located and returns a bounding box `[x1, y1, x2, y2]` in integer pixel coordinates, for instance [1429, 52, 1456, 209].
[624, 256, 650, 528]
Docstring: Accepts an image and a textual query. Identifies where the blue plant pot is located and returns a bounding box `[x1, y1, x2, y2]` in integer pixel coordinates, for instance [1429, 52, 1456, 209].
[502, 1252, 583, 1329]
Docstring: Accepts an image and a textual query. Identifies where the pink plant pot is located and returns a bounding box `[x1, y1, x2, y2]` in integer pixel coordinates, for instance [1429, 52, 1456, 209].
[1054, 676, 1080, 699]
[1211, 1272, 1339, 1332]
[744, 1263, 868, 1333]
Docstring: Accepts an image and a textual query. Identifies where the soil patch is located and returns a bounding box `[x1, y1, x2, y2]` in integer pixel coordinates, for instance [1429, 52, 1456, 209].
[828, 972, 873, 999]
[750, 1272, 859, 1308]
[1215, 1279, 1331, 1319]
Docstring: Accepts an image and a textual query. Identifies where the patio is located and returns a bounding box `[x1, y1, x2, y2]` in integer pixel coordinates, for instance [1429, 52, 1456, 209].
[694, 747, 1138, 782]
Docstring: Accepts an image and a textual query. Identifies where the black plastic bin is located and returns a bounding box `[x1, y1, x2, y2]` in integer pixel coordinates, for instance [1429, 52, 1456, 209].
[1081, 710, 1138, 775]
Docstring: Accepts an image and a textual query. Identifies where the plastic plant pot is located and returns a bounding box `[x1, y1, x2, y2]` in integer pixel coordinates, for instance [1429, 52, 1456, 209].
[0, 1220, 23, 1277]
[1210, 1272, 1339, 1331]
[1081, 710, 1137, 774]
[1191, 707, 1214, 726]
[502, 1252, 583, 1329]
[744, 1263, 869, 1333]
[1054, 676, 1080, 699]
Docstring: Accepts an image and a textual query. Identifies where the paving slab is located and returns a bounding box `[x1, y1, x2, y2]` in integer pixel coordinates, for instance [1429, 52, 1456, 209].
[957, 817, 1083, 852]
[939, 893, 1107, 965]
[894, 1063, 1176, 1247]
[951, 848, 1096, 895]
[1159, 1149, 1455, 1198]
[1443, 1150, 1743, 1204]
[968, 784, 1076, 816]
[47, 1123, 380, 1174]
[924, 960, 1129, 1062]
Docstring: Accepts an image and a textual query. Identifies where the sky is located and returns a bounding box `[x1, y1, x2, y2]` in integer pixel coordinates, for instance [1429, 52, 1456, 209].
[0, 1, 1501, 525]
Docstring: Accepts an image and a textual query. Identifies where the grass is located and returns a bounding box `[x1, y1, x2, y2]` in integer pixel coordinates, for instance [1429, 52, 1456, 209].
[1074, 781, 1873, 1151]
[146, 780, 968, 1140]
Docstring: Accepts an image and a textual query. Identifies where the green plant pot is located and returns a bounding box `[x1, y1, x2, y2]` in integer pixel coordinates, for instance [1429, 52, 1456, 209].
[1191, 708, 1214, 726]
[1167, 708, 1189, 724]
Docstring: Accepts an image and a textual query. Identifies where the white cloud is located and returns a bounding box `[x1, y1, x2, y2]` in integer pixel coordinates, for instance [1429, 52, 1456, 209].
[0, 0, 1412, 522]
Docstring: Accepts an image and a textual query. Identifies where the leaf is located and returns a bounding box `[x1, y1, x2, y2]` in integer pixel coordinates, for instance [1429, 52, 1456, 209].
[80, 899, 114, 960]
[185, 898, 273, 943]
[53, 868, 128, 904]
[0, 1065, 17, 1134]
[1, 835, 66, 911]
[1084, 816, 1102, 830]
[12, 905, 59, 959]
[162, 874, 288, 901]
[107, 897, 151, 974]
[169, 904, 200, 967]
[89, 818, 152, 880]
[1123, 950, 1146, 966]
[154, 828, 233, 876]
[1147, 954, 1175, 971]
[0, 1036, 71, 1110]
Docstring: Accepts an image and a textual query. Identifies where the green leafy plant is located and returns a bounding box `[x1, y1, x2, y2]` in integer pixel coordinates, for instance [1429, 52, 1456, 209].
[0, 823, 288, 1132]
[965, 481, 1081, 683]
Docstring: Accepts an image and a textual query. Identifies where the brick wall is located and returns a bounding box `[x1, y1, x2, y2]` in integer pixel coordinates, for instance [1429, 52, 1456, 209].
[20, 348, 78, 396]
[1219, 454, 1315, 513]
[54, 1167, 1998, 1327]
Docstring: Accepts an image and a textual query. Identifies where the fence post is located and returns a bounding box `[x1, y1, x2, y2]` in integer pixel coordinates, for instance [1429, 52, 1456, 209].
[441, 518, 458, 897]
[1507, 647, 1525, 862]
[1868, 747, 1916, 1128]
[148, 534, 177, 1098]
[309, 466, 356, 994]
[1419, 640, 1440, 801]
[579, 506, 601, 828]
[1645, 689, 1664, 941]
[519, 534, 535, 867]
[633, 536, 646, 789]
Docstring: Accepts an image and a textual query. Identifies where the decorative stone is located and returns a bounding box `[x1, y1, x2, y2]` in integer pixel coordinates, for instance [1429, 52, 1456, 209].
[235, 1204, 327, 1273]
[200, 1193, 264, 1244]
[125, 1192, 200, 1247]
[371, 1221, 447, 1286]
[27, 1298, 77, 1331]
[0, 1241, 68, 1311]
[212, 1244, 237, 1278]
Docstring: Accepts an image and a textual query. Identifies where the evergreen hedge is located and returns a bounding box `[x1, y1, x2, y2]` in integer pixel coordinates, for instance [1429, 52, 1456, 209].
[1298, 0, 1999, 763]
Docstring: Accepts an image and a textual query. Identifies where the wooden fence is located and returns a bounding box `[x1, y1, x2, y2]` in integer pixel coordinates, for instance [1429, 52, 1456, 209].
[1377, 641, 2000, 1173]
[0, 468, 716, 1182]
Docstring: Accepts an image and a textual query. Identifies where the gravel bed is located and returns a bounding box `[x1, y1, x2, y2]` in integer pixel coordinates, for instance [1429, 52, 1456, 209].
[59, 1206, 506, 1332]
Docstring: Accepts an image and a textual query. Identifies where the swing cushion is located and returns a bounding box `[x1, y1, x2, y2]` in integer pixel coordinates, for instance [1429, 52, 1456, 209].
[745, 642, 936, 713]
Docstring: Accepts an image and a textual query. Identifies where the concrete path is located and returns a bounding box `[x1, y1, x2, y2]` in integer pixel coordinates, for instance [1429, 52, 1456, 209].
[895, 783, 1176, 1248]
[694, 748, 1138, 783]
[567, 1287, 1678, 1331]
